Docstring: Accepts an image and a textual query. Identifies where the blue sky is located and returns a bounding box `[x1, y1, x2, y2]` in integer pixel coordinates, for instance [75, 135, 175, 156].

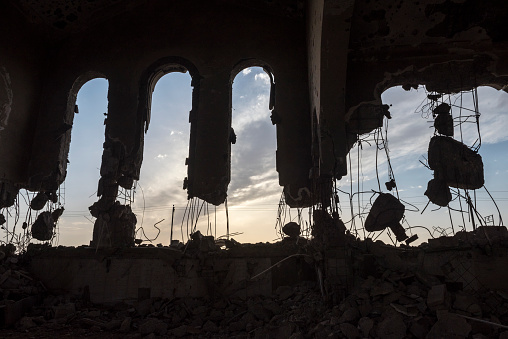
[54, 70, 508, 246]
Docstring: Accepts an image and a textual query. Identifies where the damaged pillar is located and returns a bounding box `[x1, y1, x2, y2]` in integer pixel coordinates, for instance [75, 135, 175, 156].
[188, 70, 231, 205]
[305, 0, 353, 207]
[89, 74, 139, 247]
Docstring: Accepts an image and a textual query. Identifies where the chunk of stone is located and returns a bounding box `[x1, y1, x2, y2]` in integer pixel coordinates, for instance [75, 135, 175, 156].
[276, 285, 294, 300]
[427, 284, 447, 309]
[30, 192, 49, 210]
[202, 320, 219, 333]
[365, 193, 404, 232]
[377, 314, 407, 339]
[358, 317, 374, 337]
[31, 211, 55, 241]
[17, 316, 37, 330]
[51, 207, 65, 222]
[282, 222, 301, 238]
[365, 193, 408, 241]
[434, 112, 454, 136]
[340, 323, 360, 338]
[428, 136, 484, 190]
[119, 317, 131, 332]
[426, 313, 471, 338]
[338, 307, 360, 324]
[425, 178, 452, 206]
[53, 303, 76, 319]
[139, 318, 168, 335]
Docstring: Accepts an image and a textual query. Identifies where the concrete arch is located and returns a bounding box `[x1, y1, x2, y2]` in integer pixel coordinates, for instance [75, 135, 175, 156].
[136, 57, 201, 198]
[62, 72, 109, 181]
[138, 57, 201, 133]
[231, 59, 275, 110]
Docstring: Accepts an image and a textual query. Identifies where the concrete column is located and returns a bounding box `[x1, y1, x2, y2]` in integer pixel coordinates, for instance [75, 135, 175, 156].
[188, 70, 231, 205]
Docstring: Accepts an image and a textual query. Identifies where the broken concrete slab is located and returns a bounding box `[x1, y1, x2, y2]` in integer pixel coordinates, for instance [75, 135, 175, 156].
[428, 136, 484, 190]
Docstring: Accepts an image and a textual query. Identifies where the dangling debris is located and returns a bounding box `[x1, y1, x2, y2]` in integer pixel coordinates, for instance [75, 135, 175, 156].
[51, 207, 65, 223]
[425, 178, 452, 207]
[428, 136, 484, 190]
[365, 193, 408, 242]
[282, 222, 301, 238]
[431, 103, 453, 136]
[385, 178, 396, 191]
[432, 103, 451, 117]
[31, 211, 55, 241]
[0, 213, 5, 225]
[30, 192, 49, 210]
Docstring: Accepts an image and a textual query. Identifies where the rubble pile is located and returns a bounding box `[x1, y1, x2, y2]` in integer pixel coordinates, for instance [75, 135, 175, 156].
[0, 244, 44, 327]
[6, 270, 508, 338]
[2, 233, 507, 338]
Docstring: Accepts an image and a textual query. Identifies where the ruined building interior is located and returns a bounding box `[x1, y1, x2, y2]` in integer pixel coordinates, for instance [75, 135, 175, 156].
[1, 0, 508, 337]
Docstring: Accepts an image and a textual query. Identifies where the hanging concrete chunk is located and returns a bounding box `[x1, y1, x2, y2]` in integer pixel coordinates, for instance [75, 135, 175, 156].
[424, 178, 452, 207]
[30, 192, 49, 210]
[282, 222, 301, 238]
[365, 193, 408, 242]
[31, 211, 55, 241]
[428, 136, 484, 190]
[434, 112, 454, 136]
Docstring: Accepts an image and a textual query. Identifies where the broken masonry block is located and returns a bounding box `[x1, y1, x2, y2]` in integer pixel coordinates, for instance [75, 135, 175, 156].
[365, 193, 404, 232]
[29, 192, 49, 210]
[385, 178, 396, 191]
[428, 136, 484, 189]
[425, 178, 452, 207]
[46, 190, 58, 203]
[282, 222, 301, 238]
[432, 103, 451, 117]
[92, 203, 136, 248]
[365, 193, 408, 241]
[51, 207, 65, 223]
[434, 112, 453, 136]
[405, 234, 418, 245]
[390, 222, 409, 242]
[31, 211, 55, 241]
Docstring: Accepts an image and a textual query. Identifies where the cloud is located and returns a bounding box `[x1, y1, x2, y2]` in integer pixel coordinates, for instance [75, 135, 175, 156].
[242, 68, 252, 75]
[254, 72, 270, 85]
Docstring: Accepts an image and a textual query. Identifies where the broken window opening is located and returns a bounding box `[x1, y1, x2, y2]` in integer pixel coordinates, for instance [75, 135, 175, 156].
[60, 78, 109, 246]
[334, 85, 508, 247]
[228, 66, 284, 244]
[133, 71, 194, 245]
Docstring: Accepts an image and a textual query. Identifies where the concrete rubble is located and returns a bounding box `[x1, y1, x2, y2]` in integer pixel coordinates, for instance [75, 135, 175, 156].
[0, 226, 505, 338]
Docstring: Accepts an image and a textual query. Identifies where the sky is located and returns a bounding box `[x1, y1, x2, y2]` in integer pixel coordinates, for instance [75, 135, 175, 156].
[18, 68, 508, 247]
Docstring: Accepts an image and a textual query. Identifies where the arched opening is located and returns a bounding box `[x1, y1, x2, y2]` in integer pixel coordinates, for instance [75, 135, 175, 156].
[133, 71, 193, 244]
[336, 85, 508, 245]
[58, 78, 109, 246]
[228, 66, 279, 243]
